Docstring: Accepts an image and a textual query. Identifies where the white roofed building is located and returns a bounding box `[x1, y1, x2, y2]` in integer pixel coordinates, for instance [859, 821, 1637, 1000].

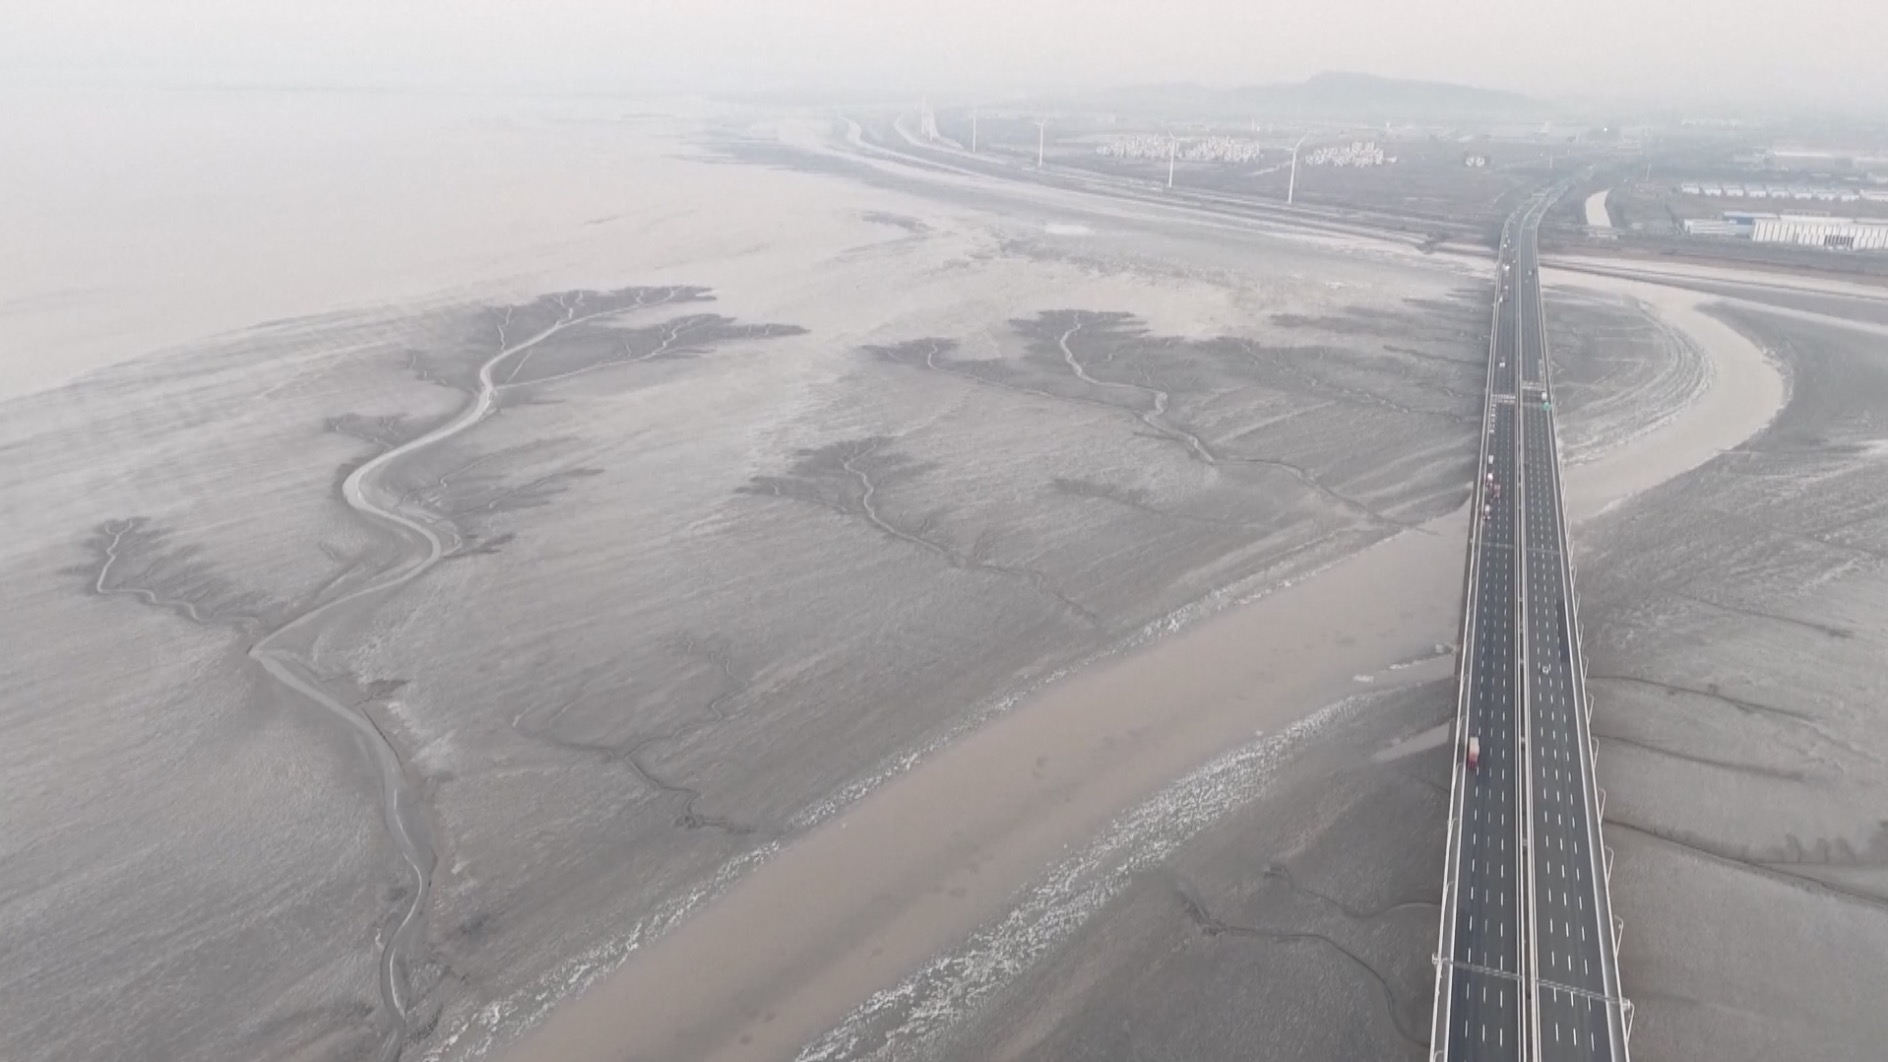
[1750, 215, 1888, 250]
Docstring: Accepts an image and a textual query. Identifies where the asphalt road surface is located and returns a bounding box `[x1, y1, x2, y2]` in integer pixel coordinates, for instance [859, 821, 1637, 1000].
[1515, 219, 1626, 1062]
[1441, 391, 1522, 1060]
[1434, 210, 1528, 1062]
[1435, 192, 1629, 1062]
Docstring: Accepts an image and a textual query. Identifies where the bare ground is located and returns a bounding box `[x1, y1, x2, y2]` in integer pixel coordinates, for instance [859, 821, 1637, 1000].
[1574, 305, 1888, 1062]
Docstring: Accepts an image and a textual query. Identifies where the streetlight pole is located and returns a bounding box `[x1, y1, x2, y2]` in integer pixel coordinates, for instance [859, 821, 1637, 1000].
[1288, 131, 1312, 205]
[1167, 134, 1176, 189]
[1035, 120, 1047, 169]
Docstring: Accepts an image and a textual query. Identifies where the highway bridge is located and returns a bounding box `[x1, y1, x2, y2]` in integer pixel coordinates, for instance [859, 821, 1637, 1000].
[1430, 193, 1633, 1062]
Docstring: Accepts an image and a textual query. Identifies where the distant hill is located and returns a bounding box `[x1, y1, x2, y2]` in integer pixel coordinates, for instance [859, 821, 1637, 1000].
[1239, 72, 1541, 118]
[1054, 72, 1546, 123]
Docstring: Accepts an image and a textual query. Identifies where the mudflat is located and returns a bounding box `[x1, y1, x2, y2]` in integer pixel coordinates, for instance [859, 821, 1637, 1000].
[507, 505, 1471, 1062]
[869, 251, 1800, 1062]
[0, 93, 1498, 1062]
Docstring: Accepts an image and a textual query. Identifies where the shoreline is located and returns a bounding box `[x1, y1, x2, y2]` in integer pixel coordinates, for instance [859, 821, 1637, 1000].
[1544, 266, 1790, 524]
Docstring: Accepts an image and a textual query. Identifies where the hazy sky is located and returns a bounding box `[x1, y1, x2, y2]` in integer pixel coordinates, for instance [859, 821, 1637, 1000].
[8, 0, 1887, 108]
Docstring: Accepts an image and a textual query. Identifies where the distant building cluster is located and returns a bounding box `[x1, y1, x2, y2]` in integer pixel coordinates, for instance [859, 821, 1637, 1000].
[1682, 211, 1888, 250]
[1092, 135, 1266, 163]
[1741, 147, 1888, 173]
[1304, 140, 1395, 167]
[1675, 180, 1886, 204]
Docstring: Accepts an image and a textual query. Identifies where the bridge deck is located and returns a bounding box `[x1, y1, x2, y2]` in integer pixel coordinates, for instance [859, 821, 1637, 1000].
[1433, 192, 1631, 1062]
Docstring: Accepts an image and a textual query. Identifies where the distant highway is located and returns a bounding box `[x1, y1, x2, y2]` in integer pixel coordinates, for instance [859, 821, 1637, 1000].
[1432, 190, 1632, 1062]
[842, 112, 1488, 248]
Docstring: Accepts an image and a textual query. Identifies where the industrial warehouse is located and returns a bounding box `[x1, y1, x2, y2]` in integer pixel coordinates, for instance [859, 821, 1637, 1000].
[1681, 212, 1888, 250]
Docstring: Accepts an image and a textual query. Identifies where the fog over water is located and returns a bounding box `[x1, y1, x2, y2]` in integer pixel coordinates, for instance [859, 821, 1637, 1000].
[0, 89, 705, 397]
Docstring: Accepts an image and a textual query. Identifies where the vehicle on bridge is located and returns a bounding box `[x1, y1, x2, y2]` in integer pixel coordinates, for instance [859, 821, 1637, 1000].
[1467, 735, 1481, 770]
